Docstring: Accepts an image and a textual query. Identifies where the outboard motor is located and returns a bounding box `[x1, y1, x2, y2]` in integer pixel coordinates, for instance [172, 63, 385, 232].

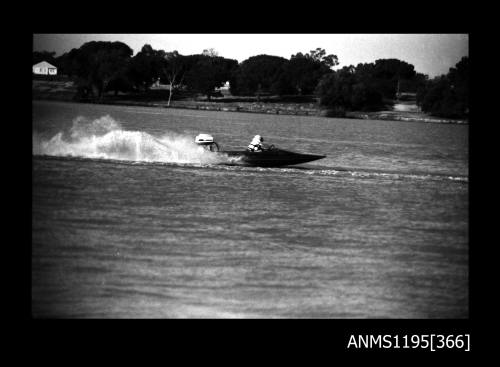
[195, 134, 220, 152]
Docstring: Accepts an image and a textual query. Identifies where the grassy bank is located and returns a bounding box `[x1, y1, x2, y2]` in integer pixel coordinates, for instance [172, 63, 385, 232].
[32, 79, 468, 125]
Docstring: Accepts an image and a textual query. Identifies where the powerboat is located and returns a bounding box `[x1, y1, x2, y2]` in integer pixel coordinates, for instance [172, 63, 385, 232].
[221, 148, 326, 167]
[194, 134, 326, 167]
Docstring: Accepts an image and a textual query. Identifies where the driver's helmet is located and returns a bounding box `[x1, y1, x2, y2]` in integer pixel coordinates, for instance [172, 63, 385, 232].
[251, 135, 263, 145]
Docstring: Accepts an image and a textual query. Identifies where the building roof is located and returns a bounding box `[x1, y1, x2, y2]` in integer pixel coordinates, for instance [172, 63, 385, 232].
[33, 61, 57, 69]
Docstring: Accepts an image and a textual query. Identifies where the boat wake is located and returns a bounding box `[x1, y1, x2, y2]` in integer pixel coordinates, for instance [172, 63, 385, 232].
[32, 115, 234, 165]
[309, 167, 468, 183]
[207, 164, 468, 183]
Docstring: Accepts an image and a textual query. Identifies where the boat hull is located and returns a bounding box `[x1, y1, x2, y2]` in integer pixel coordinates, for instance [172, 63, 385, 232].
[219, 149, 326, 167]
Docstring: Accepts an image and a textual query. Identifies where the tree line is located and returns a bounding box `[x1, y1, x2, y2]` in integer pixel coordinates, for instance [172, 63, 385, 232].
[416, 57, 469, 119]
[34, 43, 238, 104]
[33, 41, 468, 119]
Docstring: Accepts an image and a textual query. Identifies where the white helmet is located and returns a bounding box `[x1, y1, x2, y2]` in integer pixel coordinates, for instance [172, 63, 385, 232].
[251, 135, 263, 144]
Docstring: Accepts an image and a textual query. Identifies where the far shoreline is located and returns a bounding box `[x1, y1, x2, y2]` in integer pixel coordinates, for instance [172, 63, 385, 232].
[33, 96, 468, 126]
[32, 79, 468, 125]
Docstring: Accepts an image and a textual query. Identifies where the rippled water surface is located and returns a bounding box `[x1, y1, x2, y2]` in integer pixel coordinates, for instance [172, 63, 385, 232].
[32, 100, 468, 318]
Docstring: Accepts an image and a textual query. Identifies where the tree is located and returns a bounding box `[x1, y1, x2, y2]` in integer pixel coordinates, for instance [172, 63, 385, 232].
[105, 71, 134, 96]
[183, 54, 238, 100]
[316, 66, 355, 114]
[351, 82, 384, 111]
[63, 41, 133, 100]
[399, 72, 428, 95]
[315, 65, 384, 115]
[448, 56, 469, 114]
[282, 48, 338, 95]
[417, 57, 469, 118]
[230, 55, 289, 99]
[161, 51, 189, 106]
[55, 52, 71, 75]
[127, 44, 165, 92]
[347, 59, 423, 101]
[370, 59, 417, 98]
[202, 48, 219, 57]
[308, 48, 339, 68]
[372, 59, 416, 80]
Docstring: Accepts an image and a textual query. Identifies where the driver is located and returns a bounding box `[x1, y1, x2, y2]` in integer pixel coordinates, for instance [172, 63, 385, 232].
[247, 135, 266, 152]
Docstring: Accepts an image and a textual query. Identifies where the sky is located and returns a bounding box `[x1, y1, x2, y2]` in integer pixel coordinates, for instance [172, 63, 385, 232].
[33, 34, 468, 78]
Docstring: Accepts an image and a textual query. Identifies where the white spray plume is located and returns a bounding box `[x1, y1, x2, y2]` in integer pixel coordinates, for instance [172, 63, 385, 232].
[33, 115, 229, 165]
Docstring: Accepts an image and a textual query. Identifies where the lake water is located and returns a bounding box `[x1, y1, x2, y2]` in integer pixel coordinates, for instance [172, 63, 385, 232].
[32, 100, 468, 318]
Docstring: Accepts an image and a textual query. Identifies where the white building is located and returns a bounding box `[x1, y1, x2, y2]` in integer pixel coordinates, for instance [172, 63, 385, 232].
[33, 61, 57, 75]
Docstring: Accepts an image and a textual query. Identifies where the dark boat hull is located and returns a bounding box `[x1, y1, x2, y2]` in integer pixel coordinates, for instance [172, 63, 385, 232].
[219, 148, 326, 167]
